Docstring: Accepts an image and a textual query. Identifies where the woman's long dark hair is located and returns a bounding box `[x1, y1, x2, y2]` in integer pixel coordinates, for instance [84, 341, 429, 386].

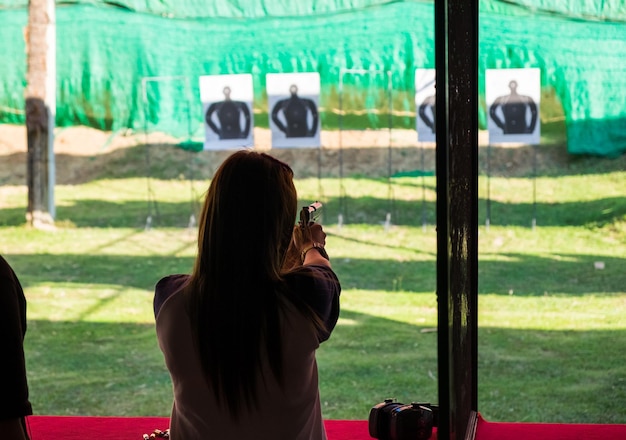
[184, 150, 302, 418]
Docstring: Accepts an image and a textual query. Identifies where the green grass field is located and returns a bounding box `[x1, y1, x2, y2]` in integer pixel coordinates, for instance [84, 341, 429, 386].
[0, 144, 624, 423]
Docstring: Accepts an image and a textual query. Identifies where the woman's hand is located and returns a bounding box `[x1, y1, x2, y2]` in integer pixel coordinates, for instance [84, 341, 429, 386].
[282, 222, 329, 271]
[306, 222, 326, 247]
[300, 223, 330, 267]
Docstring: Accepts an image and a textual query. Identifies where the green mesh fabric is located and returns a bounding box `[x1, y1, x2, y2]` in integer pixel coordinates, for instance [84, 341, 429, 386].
[1, 0, 625, 156]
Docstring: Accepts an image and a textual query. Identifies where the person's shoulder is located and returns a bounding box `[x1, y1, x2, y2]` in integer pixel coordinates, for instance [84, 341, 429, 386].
[304, 264, 339, 279]
[154, 274, 189, 318]
[156, 274, 188, 291]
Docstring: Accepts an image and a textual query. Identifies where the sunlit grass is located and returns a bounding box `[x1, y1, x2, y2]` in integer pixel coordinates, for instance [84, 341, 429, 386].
[1, 161, 624, 422]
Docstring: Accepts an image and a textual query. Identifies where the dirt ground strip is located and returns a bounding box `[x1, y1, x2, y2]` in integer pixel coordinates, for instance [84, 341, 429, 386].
[0, 124, 571, 185]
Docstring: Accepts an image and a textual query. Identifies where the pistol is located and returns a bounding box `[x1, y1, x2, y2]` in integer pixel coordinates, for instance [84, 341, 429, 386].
[299, 201, 323, 228]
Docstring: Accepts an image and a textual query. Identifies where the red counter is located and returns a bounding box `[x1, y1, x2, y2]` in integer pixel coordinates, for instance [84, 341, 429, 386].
[26, 414, 626, 440]
[26, 416, 375, 440]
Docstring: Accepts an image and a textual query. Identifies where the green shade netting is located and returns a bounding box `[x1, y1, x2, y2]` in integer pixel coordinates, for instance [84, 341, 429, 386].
[0, 0, 625, 157]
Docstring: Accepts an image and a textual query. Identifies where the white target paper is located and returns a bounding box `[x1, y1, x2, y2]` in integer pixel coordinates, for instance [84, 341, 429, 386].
[267, 73, 321, 148]
[415, 69, 436, 143]
[486, 68, 541, 145]
[199, 74, 254, 150]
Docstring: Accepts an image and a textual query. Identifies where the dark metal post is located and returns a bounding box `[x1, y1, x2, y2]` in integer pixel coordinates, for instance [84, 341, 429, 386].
[435, 0, 479, 439]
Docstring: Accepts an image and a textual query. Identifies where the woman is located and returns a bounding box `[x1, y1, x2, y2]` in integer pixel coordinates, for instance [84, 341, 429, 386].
[154, 150, 341, 439]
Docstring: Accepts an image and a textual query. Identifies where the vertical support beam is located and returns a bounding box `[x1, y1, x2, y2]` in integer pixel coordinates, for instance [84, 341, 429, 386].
[26, 0, 56, 227]
[435, 0, 479, 439]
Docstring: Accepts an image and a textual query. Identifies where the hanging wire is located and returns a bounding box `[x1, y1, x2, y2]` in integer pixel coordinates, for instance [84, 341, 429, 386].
[142, 76, 192, 230]
[317, 139, 326, 224]
[415, 69, 436, 232]
[421, 141, 427, 232]
[143, 121, 156, 231]
[141, 77, 158, 231]
[384, 70, 395, 231]
[532, 143, 537, 230]
[486, 142, 491, 231]
[338, 67, 389, 229]
[181, 77, 201, 230]
[338, 73, 346, 229]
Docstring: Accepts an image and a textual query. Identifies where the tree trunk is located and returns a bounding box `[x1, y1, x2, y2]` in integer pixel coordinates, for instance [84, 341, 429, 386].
[25, 0, 55, 228]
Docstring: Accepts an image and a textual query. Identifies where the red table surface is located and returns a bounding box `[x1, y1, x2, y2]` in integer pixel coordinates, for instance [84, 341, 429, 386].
[26, 414, 626, 440]
[26, 416, 377, 440]
[475, 413, 626, 440]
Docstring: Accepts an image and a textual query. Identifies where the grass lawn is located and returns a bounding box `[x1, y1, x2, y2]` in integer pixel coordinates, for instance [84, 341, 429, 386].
[0, 145, 624, 423]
